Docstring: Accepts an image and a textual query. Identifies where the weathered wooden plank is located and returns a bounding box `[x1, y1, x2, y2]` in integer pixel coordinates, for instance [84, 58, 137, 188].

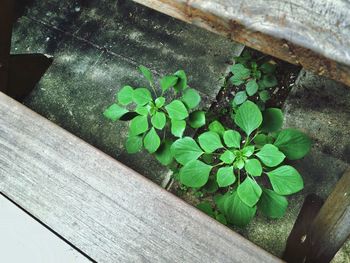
[304, 169, 350, 263]
[132, 0, 350, 86]
[282, 194, 324, 263]
[0, 92, 282, 263]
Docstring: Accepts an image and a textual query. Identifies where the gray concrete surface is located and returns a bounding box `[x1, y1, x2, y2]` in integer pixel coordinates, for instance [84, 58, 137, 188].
[12, 0, 243, 185]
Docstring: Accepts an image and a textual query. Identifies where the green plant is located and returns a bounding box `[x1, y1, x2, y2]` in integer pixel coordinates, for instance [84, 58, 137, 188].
[171, 101, 311, 227]
[103, 65, 206, 165]
[230, 50, 278, 110]
[104, 66, 311, 228]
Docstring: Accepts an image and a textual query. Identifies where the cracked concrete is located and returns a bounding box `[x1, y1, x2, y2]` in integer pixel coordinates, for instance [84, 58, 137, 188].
[12, 0, 243, 185]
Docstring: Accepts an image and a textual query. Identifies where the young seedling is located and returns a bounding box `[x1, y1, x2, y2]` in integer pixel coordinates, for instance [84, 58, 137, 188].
[230, 50, 278, 110]
[103, 65, 206, 165]
[172, 101, 311, 227]
[104, 66, 311, 228]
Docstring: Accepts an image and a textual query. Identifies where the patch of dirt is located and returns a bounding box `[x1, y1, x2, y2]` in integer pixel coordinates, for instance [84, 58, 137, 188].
[206, 47, 300, 129]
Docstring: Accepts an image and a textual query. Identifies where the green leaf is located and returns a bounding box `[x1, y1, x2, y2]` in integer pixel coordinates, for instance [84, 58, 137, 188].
[242, 145, 255, 157]
[267, 165, 304, 195]
[233, 91, 248, 105]
[117, 86, 134, 105]
[214, 193, 229, 214]
[216, 166, 235, 187]
[182, 88, 201, 109]
[235, 159, 245, 169]
[215, 214, 227, 225]
[155, 97, 165, 108]
[139, 65, 153, 84]
[246, 80, 258, 96]
[256, 144, 285, 167]
[160, 75, 178, 92]
[262, 75, 277, 88]
[237, 177, 262, 207]
[174, 70, 187, 92]
[245, 158, 262, 176]
[224, 191, 256, 227]
[165, 100, 189, 120]
[260, 62, 276, 74]
[220, 150, 236, 164]
[258, 188, 288, 219]
[254, 134, 268, 146]
[198, 131, 223, 153]
[229, 75, 245, 86]
[171, 119, 186, 138]
[125, 135, 143, 153]
[252, 69, 262, 80]
[274, 128, 312, 160]
[223, 130, 241, 148]
[196, 201, 215, 218]
[133, 88, 152, 105]
[151, 111, 166, 130]
[129, 115, 148, 135]
[155, 140, 174, 165]
[254, 134, 274, 147]
[208, 121, 225, 136]
[259, 90, 270, 102]
[103, 104, 128, 121]
[234, 101, 263, 136]
[231, 64, 250, 79]
[143, 127, 161, 153]
[135, 105, 149, 116]
[189, 111, 205, 128]
[179, 160, 212, 188]
[171, 137, 203, 165]
[257, 79, 266, 90]
[261, 108, 283, 133]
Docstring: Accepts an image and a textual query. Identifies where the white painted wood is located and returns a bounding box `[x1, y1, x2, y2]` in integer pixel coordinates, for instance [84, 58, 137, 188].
[0, 195, 91, 263]
[0, 92, 282, 262]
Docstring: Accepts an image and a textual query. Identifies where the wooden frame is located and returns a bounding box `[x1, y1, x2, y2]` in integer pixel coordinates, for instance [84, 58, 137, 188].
[0, 92, 281, 262]
[132, 0, 350, 87]
[1, 1, 349, 261]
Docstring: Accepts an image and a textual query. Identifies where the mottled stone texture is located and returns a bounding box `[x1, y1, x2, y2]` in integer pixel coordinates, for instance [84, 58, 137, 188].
[11, 0, 243, 185]
[243, 70, 350, 261]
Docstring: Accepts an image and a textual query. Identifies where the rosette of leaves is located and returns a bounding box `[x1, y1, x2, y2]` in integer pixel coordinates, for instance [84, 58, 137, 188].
[171, 101, 311, 227]
[103, 65, 206, 165]
[230, 50, 278, 110]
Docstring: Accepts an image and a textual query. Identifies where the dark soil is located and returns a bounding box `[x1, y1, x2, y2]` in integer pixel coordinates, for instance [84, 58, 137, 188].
[206, 47, 301, 129]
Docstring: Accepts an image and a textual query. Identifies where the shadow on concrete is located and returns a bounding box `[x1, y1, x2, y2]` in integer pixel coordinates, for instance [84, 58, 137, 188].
[7, 54, 53, 101]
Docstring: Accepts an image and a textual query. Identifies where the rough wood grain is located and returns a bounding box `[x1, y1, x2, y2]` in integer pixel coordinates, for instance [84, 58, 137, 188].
[282, 194, 324, 263]
[305, 169, 350, 263]
[0, 92, 282, 263]
[132, 0, 350, 86]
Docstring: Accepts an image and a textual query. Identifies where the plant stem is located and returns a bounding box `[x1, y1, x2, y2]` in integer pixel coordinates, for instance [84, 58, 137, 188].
[150, 81, 158, 97]
[238, 169, 241, 185]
